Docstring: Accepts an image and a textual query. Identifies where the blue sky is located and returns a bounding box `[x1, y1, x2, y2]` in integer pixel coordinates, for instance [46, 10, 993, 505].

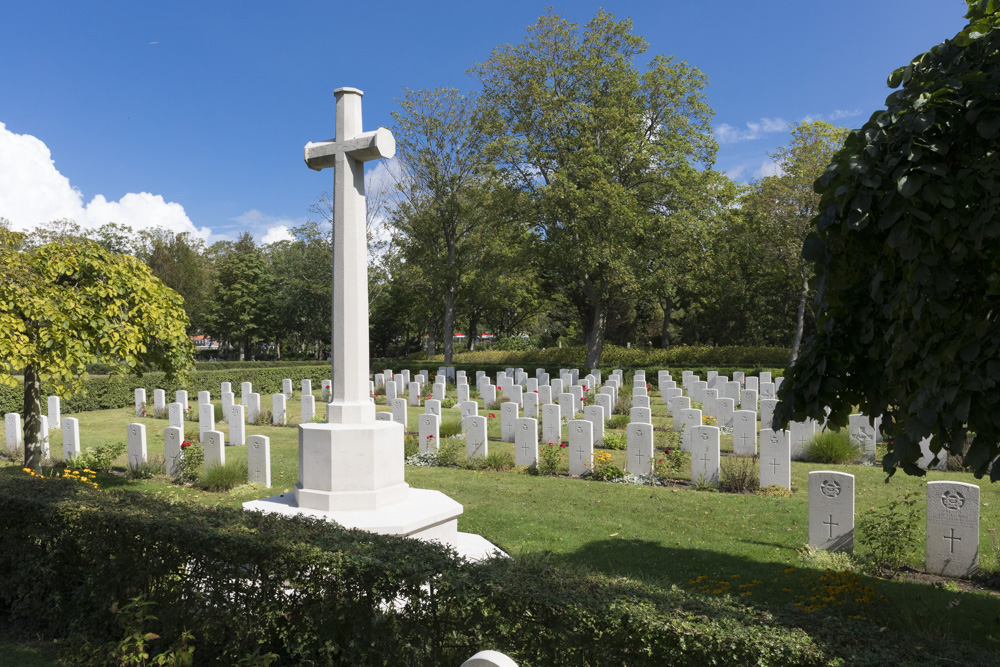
[0, 1, 970, 244]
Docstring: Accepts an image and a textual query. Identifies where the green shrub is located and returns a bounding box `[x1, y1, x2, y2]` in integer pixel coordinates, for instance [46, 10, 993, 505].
[439, 418, 463, 438]
[74, 440, 127, 472]
[758, 484, 792, 498]
[614, 395, 633, 414]
[213, 402, 224, 422]
[475, 451, 514, 471]
[403, 435, 419, 458]
[436, 438, 463, 467]
[127, 455, 165, 480]
[605, 414, 629, 430]
[198, 459, 248, 492]
[440, 398, 457, 409]
[855, 491, 921, 575]
[536, 441, 564, 475]
[653, 447, 685, 480]
[719, 455, 759, 494]
[804, 431, 862, 464]
[600, 431, 627, 450]
[177, 443, 203, 483]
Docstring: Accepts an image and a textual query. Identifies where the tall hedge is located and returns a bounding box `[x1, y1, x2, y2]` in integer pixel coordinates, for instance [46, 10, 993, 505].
[2, 467, 969, 665]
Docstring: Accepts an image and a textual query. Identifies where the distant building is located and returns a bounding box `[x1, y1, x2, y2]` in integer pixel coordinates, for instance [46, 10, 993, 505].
[190, 335, 220, 350]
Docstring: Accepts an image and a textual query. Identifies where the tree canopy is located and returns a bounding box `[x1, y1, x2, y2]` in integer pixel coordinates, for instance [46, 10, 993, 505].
[0, 233, 193, 468]
[774, 1, 1000, 479]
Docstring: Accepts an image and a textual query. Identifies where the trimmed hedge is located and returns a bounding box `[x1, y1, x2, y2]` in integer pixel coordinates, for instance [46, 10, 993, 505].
[83, 360, 330, 375]
[0, 365, 334, 416]
[0, 467, 967, 665]
[420, 344, 792, 368]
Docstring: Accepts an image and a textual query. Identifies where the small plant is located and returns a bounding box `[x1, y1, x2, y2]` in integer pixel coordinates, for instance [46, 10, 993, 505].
[214, 402, 224, 422]
[855, 491, 921, 575]
[702, 414, 717, 427]
[127, 455, 166, 480]
[758, 484, 792, 498]
[600, 431, 627, 450]
[797, 544, 854, 572]
[176, 441, 203, 482]
[439, 417, 463, 438]
[804, 430, 863, 464]
[403, 434, 419, 458]
[75, 440, 127, 472]
[69, 595, 196, 667]
[653, 447, 684, 480]
[588, 450, 624, 481]
[251, 409, 273, 426]
[613, 395, 633, 414]
[719, 455, 760, 493]
[605, 414, 629, 430]
[440, 398, 457, 409]
[436, 438, 463, 467]
[486, 399, 504, 411]
[475, 451, 515, 471]
[537, 441, 566, 475]
[199, 459, 249, 492]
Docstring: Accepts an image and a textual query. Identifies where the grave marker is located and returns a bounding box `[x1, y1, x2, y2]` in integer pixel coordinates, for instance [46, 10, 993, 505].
[301, 395, 315, 425]
[164, 426, 183, 477]
[199, 403, 216, 442]
[568, 419, 594, 477]
[465, 415, 487, 460]
[127, 422, 147, 471]
[515, 417, 539, 467]
[541, 404, 562, 445]
[134, 388, 146, 416]
[759, 428, 791, 490]
[47, 396, 60, 429]
[248, 435, 271, 487]
[627, 422, 653, 476]
[62, 417, 80, 461]
[926, 480, 979, 577]
[501, 402, 518, 442]
[272, 394, 287, 425]
[808, 471, 854, 552]
[203, 430, 225, 469]
[689, 425, 720, 485]
[418, 414, 439, 453]
[732, 410, 757, 455]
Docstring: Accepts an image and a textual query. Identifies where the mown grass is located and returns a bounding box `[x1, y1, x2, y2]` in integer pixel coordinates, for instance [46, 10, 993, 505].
[6, 389, 1000, 659]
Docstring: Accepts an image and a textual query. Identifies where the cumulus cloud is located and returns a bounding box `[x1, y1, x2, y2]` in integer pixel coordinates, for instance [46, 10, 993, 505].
[0, 121, 212, 240]
[261, 225, 294, 244]
[715, 117, 788, 144]
[231, 209, 303, 245]
[753, 159, 784, 179]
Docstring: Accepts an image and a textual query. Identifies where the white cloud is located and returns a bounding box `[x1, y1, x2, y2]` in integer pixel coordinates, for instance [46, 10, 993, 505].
[261, 225, 294, 244]
[725, 164, 747, 180]
[829, 108, 862, 120]
[715, 117, 789, 144]
[0, 121, 213, 240]
[753, 158, 784, 179]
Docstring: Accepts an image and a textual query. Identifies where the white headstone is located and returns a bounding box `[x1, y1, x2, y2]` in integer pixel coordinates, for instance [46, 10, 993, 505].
[272, 394, 287, 425]
[790, 420, 816, 460]
[153, 389, 166, 415]
[164, 426, 183, 477]
[391, 398, 408, 431]
[759, 428, 791, 490]
[240, 382, 252, 405]
[221, 382, 232, 395]
[409, 382, 421, 406]
[524, 391, 539, 419]
[375, 412, 392, 422]
[282, 378, 293, 397]
[760, 382, 776, 400]
[39, 415, 49, 460]
[594, 393, 612, 422]
[744, 376, 759, 392]
[301, 395, 315, 425]
[541, 403, 562, 445]
[690, 425, 720, 486]
[740, 389, 758, 413]
[247, 393, 261, 425]
[386, 380, 397, 401]
[558, 392, 576, 420]
[203, 429, 225, 469]
[848, 414, 877, 463]
[424, 399, 442, 417]
[465, 415, 487, 460]
[199, 403, 215, 442]
[584, 405, 604, 446]
[926, 480, 979, 577]
[459, 400, 478, 424]
[760, 371, 772, 384]
[62, 417, 80, 461]
[732, 410, 757, 455]
[537, 385, 552, 406]
[627, 422, 653, 476]
[808, 471, 855, 552]
[550, 378, 563, 396]
[715, 397, 735, 429]
[508, 384, 524, 408]
[134, 388, 147, 415]
[501, 402, 518, 442]
[433, 383, 446, 402]
[669, 396, 690, 424]
[301, 379, 313, 397]
[629, 407, 652, 425]
[5, 412, 22, 455]
[418, 414, 439, 453]
[47, 396, 60, 429]
[632, 395, 650, 409]
[127, 422, 147, 471]
[481, 383, 497, 407]
[247, 435, 271, 487]
[198, 390, 211, 406]
[568, 419, 594, 477]
[759, 398, 778, 432]
[221, 391, 234, 423]
[678, 408, 702, 451]
[515, 417, 539, 467]
[168, 402, 184, 430]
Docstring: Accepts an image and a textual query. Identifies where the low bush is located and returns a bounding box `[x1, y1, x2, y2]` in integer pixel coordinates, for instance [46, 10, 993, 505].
[605, 414, 629, 430]
[758, 484, 793, 498]
[588, 450, 624, 481]
[600, 431, 627, 450]
[73, 440, 127, 473]
[804, 431, 863, 464]
[653, 447, 685, 480]
[719, 455, 760, 494]
[198, 459, 248, 492]
[855, 491, 921, 575]
[436, 438, 463, 467]
[126, 455, 165, 481]
[439, 418, 463, 438]
[403, 434, 419, 458]
[475, 451, 515, 472]
[536, 441, 565, 475]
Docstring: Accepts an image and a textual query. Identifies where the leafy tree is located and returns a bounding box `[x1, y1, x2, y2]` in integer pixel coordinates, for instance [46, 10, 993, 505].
[390, 88, 504, 364]
[0, 233, 193, 469]
[207, 232, 271, 360]
[775, 1, 1000, 479]
[472, 10, 716, 367]
[134, 228, 213, 334]
[741, 121, 849, 362]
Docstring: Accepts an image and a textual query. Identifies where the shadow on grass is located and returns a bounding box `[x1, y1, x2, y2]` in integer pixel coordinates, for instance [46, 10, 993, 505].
[557, 537, 1000, 660]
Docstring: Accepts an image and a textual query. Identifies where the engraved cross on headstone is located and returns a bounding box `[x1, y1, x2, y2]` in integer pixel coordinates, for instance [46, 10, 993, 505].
[944, 528, 962, 554]
[769, 458, 780, 473]
[824, 514, 838, 538]
[304, 87, 395, 425]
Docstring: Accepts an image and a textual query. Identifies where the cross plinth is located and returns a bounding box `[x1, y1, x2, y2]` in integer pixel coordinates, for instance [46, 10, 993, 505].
[304, 87, 395, 425]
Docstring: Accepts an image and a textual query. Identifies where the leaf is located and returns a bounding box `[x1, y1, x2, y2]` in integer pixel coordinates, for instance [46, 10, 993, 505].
[976, 114, 1000, 138]
[897, 174, 922, 198]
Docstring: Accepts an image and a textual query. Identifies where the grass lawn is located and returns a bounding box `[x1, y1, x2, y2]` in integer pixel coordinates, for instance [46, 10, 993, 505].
[6, 388, 1000, 661]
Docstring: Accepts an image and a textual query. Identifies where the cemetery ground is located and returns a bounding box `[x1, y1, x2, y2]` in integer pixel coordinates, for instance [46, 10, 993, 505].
[4, 388, 1000, 664]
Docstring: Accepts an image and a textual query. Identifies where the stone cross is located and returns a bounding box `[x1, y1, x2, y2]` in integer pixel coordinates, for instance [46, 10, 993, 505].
[305, 87, 395, 425]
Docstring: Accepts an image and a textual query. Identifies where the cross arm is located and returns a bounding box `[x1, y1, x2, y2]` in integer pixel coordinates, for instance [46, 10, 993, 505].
[304, 127, 396, 171]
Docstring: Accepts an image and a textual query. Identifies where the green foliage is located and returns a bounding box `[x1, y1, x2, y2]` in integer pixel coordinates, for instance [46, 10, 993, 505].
[855, 491, 922, 575]
[440, 398, 457, 409]
[600, 431, 627, 450]
[774, 4, 1000, 479]
[758, 484, 793, 498]
[536, 441, 565, 475]
[74, 440, 127, 473]
[475, 451, 515, 472]
[804, 431, 863, 464]
[796, 545, 854, 573]
[127, 456, 165, 481]
[605, 414, 629, 430]
[403, 434, 419, 458]
[719, 455, 760, 494]
[435, 438, 463, 467]
[439, 418, 463, 438]
[198, 460, 248, 492]
[176, 444, 203, 483]
[654, 447, 685, 480]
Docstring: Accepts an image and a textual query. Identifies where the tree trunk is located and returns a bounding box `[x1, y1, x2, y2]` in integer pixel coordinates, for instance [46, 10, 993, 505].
[274, 339, 281, 360]
[660, 301, 673, 349]
[583, 303, 608, 369]
[467, 311, 479, 352]
[427, 329, 436, 357]
[22, 364, 42, 471]
[789, 268, 809, 365]
[239, 338, 246, 362]
[443, 285, 456, 364]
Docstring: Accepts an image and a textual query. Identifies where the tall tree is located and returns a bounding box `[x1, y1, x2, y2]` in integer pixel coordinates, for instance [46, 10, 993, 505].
[742, 121, 849, 363]
[390, 88, 503, 364]
[472, 10, 716, 367]
[135, 228, 213, 334]
[207, 232, 271, 360]
[0, 232, 192, 470]
[775, 1, 1000, 479]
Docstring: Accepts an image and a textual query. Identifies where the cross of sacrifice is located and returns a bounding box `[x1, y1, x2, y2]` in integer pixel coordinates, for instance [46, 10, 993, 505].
[304, 87, 395, 424]
[944, 528, 962, 554]
[824, 514, 839, 538]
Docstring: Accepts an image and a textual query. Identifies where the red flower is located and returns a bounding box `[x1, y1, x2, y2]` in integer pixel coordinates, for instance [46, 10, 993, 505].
[665, 449, 671, 454]
[560, 443, 568, 448]
[181, 440, 192, 449]
[489, 413, 496, 418]
[533, 390, 538, 393]
[658, 459, 664, 463]
[426, 434, 434, 439]
[187, 405, 191, 410]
